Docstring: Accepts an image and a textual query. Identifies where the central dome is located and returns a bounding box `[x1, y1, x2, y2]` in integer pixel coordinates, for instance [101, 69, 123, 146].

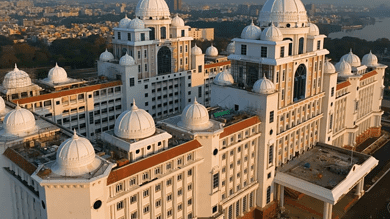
[3, 64, 32, 89]
[48, 63, 68, 84]
[179, 98, 213, 131]
[206, 45, 218, 57]
[114, 100, 156, 139]
[135, 0, 170, 19]
[259, 0, 308, 26]
[52, 130, 101, 176]
[3, 104, 37, 136]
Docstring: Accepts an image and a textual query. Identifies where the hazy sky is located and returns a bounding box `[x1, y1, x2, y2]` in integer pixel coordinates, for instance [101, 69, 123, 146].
[186, 0, 388, 6]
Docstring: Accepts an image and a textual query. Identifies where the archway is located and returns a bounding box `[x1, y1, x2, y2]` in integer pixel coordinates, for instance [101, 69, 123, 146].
[157, 46, 171, 74]
[293, 64, 306, 101]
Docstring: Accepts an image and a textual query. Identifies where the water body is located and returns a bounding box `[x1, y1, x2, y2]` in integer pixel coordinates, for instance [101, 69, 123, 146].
[328, 17, 390, 41]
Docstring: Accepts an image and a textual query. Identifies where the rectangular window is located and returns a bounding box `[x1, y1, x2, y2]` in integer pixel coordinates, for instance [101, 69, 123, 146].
[276, 71, 279, 83]
[317, 40, 321, 50]
[280, 46, 285, 58]
[130, 78, 135, 87]
[128, 33, 131, 41]
[145, 64, 148, 71]
[266, 186, 271, 203]
[270, 111, 274, 123]
[144, 49, 147, 58]
[198, 86, 202, 98]
[241, 44, 247, 55]
[181, 30, 185, 37]
[198, 65, 202, 73]
[281, 89, 285, 100]
[261, 46, 268, 58]
[180, 46, 183, 53]
[117, 32, 121, 40]
[213, 173, 219, 189]
[268, 145, 274, 165]
[141, 33, 145, 41]
[117, 201, 124, 210]
[138, 51, 141, 59]
[329, 114, 333, 130]
[331, 87, 335, 97]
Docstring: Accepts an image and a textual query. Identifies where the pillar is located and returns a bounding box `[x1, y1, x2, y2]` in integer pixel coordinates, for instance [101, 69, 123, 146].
[280, 185, 285, 209]
[276, 184, 281, 202]
[323, 202, 329, 219]
[355, 178, 364, 197]
[328, 204, 333, 219]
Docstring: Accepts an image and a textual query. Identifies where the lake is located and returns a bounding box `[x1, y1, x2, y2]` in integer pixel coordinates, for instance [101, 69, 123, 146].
[328, 17, 390, 41]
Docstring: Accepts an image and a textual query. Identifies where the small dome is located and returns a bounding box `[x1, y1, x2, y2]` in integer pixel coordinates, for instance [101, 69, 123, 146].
[341, 49, 361, 67]
[362, 51, 378, 66]
[214, 70, 234, 86]
[259, 0, 308, 26]
[3, 104, 37, 136]
[226, 41, 235, 55]
[253, 75, 276, 94]
[0, 96, 5, 113]
[3, 64, 32, 89]
[192, 44, 203, 56]
[171, 15, 185, 27]
[118, 15, 131, 28]
[48, 63, 68, 83]
[114, 100, 155, 139]
[135, 0, 170, 19]
[52, 130, 101, 176]
[241, 20, 261, 40]
[179, 98, 212, 131]
[324, 60, 336, 74]
[119, 53, 136, 66]
[100, 49, 115, 62]
[128, 17, 145, 29]
[206, 45, 218, 57]
[336, 60, 353, 76]
[261, 23, 283, 41]
[308, 23, 320, 36]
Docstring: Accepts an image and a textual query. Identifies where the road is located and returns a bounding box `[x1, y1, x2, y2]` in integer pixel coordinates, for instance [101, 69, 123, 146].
[342, 168, 390, 219]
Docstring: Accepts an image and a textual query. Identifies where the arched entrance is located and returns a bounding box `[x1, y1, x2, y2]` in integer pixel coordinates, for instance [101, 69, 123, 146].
[157, 46, 171, 74]
[293, 64, 306, 101]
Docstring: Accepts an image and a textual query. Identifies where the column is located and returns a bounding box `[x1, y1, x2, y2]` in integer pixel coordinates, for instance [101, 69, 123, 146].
[328, 204, 333, 219]
[359, 178, 364, 196]
[276, 184, 280, 202]
[280, 185, 285, 209]
[323, 202, 329, 219]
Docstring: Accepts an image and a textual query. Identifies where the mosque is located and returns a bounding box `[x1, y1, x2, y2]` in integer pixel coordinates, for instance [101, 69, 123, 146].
[0, 0, 387, 219]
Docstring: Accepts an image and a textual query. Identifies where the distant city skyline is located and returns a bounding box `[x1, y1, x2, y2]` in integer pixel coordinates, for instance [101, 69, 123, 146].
[173, 0, 388, 6]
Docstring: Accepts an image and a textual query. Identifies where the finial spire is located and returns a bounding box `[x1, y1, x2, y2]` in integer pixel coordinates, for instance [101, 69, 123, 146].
[55, 62, 58, 67]
[14, 63, 18, 70]
[194, 97, 198, 104]
[132, 98, 138, 110]
[15, 101, 20, 110]
[73, 129, 79, 139]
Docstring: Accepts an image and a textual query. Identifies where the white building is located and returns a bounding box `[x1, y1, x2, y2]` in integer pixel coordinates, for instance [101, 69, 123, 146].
[1, 0, 386, 219]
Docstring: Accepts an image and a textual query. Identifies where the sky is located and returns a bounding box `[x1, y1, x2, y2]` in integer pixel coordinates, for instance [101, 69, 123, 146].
[184, 0, 388, 6]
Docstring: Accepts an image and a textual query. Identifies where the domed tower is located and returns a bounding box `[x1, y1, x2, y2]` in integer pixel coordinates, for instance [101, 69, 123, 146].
[252, 75, 276, 94]
[214, 70, 234, 86]
[99, 49, 114, 62]
[362, 51, 378, 67]
[47, 63, 69, 84]
[178, 98, 213, 131]
[2, 103, 38, 136]
[114, 100, 156, 139]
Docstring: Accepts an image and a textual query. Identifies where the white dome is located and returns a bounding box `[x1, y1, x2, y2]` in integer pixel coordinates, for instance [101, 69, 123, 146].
[0, 96, 5, 113]
[259, 0, 308, 26]
[362, 51, 378, 66]
[227, 41, 235, 55]
[100, 49, 115, 62]
[341, 49, 361, 67]
[241, 20, 262, 40]
[214, 70, 234, 86]
[192, 44, 203, 56]
[261, 23, 283, 41]
[179, 98, 212, 131]
[114, 100, 155, 139]
[52, 130, 101, 176]
[135, 0, 170, 19]
[308, 23, 320, 36]
[324, 60, 336, 74]
[118, 15, 131, 28]
[206, 45, 218, 57]
[336, 60, 353, 76]
[119, 53, 136, 66]
[253, 75, 276, 94]
[3, 64, 32, 89]
[3, 104, 37, 136]
[48, 63, 68, 83]
[172, 15, 185, 27]
[128, 17, 145, 29]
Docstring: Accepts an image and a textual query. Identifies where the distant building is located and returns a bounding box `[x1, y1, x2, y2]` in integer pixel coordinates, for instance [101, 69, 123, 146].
[249, 5, 262, 16]
[16, 0, 33, 8]
[237, 4, 250, 15]
[189, 28, 214, 41]
[166, 0, 182, 12]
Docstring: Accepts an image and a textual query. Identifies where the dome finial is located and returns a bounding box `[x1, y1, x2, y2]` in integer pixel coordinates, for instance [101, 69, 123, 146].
[55, 62, 58, 67]
[125, 14, 128, 18]
[16, 101, 20, 110]
[194, 97, 198, 104]
[132, 99, 138, 110]
[14, 63, 18, 70]
[251, 19, 254, 25]
[73, 129, 79, 139]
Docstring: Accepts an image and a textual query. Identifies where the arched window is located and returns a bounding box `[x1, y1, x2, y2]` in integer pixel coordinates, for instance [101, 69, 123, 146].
[157, 46, 171, 74]
[298, 37, 304, 54]
[149, 27, 155, 40]
[121, 48, 127, 57]
[160, 27, 166, 39]
[283, 38, 293, 56]
[294, 64, 306, 101]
